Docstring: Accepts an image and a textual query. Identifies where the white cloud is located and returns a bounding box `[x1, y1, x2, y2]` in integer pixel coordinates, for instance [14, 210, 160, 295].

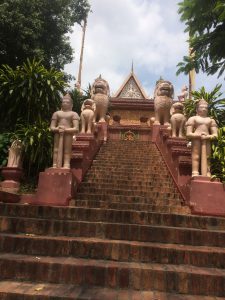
[64, 0, 224, 98]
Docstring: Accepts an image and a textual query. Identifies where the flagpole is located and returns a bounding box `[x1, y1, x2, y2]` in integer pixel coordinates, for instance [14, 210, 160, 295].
[76, 18, 87, 92]
[188, 36, 196, 99]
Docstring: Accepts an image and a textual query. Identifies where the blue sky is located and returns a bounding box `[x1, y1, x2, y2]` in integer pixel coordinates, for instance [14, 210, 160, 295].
[64, 0, 225, 99]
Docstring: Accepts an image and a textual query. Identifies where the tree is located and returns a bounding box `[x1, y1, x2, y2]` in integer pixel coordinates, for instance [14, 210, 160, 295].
[184, 84, 225, 127]
[211, 127, 225, 183]
[0, 59, 68, 177]
[70, 83, 91, 115]
[0, 0, 90, 70]
[0, 59, 68, 130]
[177, 0, 225, 78]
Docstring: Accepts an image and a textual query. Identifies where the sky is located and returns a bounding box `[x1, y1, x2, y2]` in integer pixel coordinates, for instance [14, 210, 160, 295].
[64, 0, 225, 99]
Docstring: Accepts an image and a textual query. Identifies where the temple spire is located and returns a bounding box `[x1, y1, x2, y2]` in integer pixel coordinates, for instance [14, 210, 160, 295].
[131, 60, 134, 73]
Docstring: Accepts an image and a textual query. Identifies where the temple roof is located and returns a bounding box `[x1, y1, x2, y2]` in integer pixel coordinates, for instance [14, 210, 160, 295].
[114, 70, 148, 100]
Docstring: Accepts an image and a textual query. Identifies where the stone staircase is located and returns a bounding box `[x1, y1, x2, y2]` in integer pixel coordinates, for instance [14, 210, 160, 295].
[0, 140, 225, 299]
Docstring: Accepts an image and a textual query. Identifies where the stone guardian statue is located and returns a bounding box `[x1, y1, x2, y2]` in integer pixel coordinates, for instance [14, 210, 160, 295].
[186, 99, 218, 177]
[153, 80, 174, 125]
[7, 140, 24, 168]
[91, 75, 110, 123]
[80, 99, 96, 134]
[178, 85, 188, 102]
[50, 94, 79, 168]
[170, 102, 186, 138]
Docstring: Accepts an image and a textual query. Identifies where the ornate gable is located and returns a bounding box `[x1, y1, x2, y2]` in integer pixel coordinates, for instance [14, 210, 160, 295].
[114, 71, 148, 100]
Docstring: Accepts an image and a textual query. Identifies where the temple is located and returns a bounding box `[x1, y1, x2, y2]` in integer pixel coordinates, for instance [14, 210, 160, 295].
[0, 70, 225, 299]
[110, 68, 154, 126]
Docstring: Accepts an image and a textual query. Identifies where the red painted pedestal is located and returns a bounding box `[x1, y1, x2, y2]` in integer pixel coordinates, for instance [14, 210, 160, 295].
[1, 167, 23, 193]
[35, 168, 75, 206]
[190, 176, 225, 216]
[0, 190, 20, 203]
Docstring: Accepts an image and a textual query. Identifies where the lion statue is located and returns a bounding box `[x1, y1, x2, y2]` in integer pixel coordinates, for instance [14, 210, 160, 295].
[91, 75, 110, 123]
[153, 80, 174, 125]
[170, 102, 186, 138]
[80, 98, 96, 134]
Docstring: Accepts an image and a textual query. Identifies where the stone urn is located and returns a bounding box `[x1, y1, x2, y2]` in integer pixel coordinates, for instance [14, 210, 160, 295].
[1, 167, 23, 193]
[112, 115, 121, 125]
[140, 116, 149, 126]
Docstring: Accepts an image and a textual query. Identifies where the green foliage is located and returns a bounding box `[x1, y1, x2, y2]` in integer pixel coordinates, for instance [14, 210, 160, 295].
[19, 180, 37, 194]
[0, 132, 14, 167]
[0, 59, 69, 179]
[184, 84, 225, 127]
[211, 127, 225, 182]
[13, 122, 53, 177]
[0, 59, 68, 130]
[0, 0, 90, 70]
[70, 89, 84, 115]
[70, 84, 92, 114]
[177, 0, 225, 78]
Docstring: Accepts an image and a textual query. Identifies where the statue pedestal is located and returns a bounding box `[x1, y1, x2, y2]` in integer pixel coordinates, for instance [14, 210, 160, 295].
[35, 168, 75, 206]
[151, 125, 169, 142]
[1, 167, 23, 193]
[190, 176, 225, 216]
[96, 122, 108, 142]
[71, 133, 97, 184]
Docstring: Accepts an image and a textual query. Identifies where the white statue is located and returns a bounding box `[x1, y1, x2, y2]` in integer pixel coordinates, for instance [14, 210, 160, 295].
[80, 99, 96, 134]
[154, 80, 174, 125]
[50, 94, 79, 169]
[170, 102, 186, 138]
[91, 75, 110, 123]
[7, 140, 23, 168]
[178, 85, 188, 102]
[186, 99, 218, 177]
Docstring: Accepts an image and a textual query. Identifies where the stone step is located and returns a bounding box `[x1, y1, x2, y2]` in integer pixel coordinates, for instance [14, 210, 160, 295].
[97, 152, 159, 157]
[84, 170, 174, 179]
[92, 159, 166, 169]
[95, 156, 162, 162]
[92, 157, 165, 162]
[78, 183, 178, 194]
[82, 178, 175, 187]
[0, 206, 206, 229]
[100, 144, 156, 148]
[99, 146, 156, 151]
[98, 144, 158, 149]
[72, 200, 190, 214]
[97, 148, 160, 152]
[85, 172, 170, 180]
[0, 281, 220, 300]
[76, 192, 182, 203]
[1, 234, 225, 269]
[97, 152, 158, 157]
[98, 148, 158, 152]
[85, 171, 170, 179]
[95, 150, 162, 155]
[99, 141, 155, 145]
[0, 254, 225, 296]
[0, 203, 190, 220]
[85, 173, 174, 181]
[84, 175, 175, 184]
[88, 166, 168, 173]
[99, 146, 157, 151]
[1, 217, 225, 247]
[84, 172, 171, 179]
[97, 150, 160, 155]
